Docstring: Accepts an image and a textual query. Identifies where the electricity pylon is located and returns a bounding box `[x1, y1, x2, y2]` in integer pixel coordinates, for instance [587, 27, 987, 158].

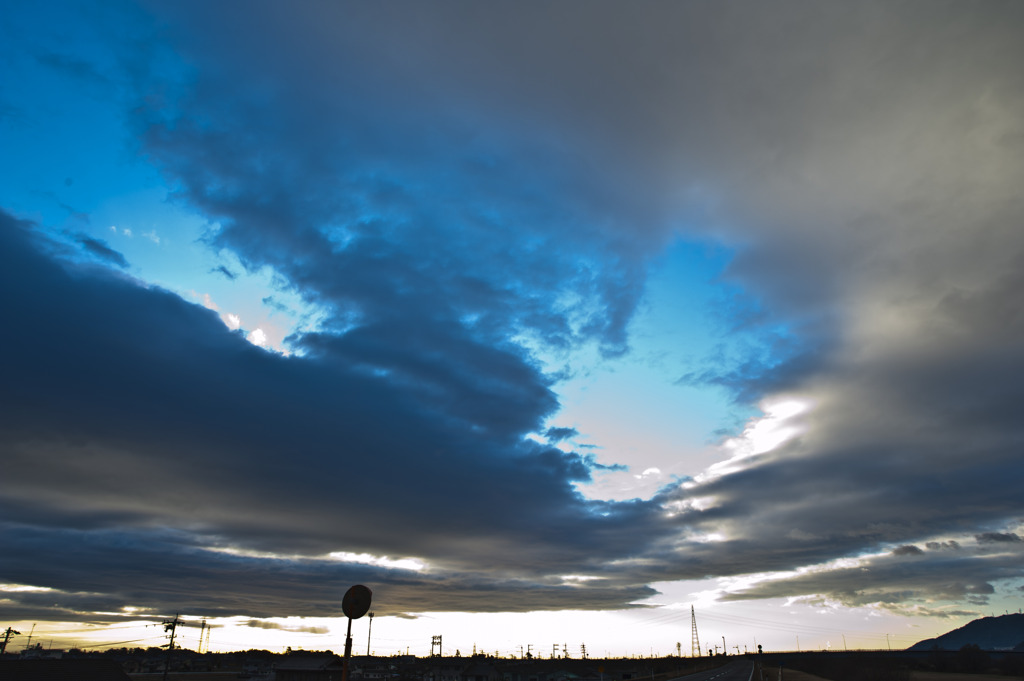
[691, 606, 700, 658]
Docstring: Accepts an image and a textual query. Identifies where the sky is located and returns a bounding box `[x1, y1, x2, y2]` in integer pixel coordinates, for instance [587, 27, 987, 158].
[2, 0, 1024, 659]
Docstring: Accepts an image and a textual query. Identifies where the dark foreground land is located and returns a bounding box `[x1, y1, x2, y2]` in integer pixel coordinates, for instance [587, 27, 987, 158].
[757, 649, 1024, 681]
[124, 650, 1024, 681]
[6, 648, 1024, 681]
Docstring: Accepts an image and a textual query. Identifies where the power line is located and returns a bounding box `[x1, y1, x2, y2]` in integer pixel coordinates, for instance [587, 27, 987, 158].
[698, 610, 903, 641]
[636, 604, 913, 642]
[625, 602, 921, 651]
[76, 636, 165, 649]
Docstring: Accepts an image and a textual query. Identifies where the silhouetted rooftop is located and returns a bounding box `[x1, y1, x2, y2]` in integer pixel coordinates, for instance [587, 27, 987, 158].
[0, 659, 131, 681]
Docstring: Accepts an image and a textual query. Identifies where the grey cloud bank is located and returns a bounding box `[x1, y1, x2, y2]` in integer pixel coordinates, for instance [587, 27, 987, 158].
[0, 214, 666, 618]
[2, 0, 1024, 634]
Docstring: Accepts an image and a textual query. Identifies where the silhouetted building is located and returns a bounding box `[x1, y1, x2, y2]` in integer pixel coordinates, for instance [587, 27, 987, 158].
[462, 661, 502, 681]
[352, 657, 398, 681]
[0, 658, 131, 681]
[424, 660, 467, 681]
[274, 653, 345, 681]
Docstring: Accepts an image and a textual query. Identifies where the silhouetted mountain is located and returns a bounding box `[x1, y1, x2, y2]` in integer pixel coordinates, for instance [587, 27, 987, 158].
[908, 613, 1024, 651]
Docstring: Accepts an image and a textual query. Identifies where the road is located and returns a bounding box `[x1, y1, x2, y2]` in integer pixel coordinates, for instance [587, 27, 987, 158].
[667, 659, 755, 681]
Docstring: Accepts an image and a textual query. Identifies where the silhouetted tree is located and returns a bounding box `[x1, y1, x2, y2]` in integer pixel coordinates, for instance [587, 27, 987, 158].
[957, 644, 989, 672]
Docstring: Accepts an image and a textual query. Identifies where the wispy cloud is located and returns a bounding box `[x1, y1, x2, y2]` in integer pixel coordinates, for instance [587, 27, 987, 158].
[75, 233, 128, 269]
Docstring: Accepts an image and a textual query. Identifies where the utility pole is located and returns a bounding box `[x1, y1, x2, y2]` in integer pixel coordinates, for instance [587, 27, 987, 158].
[198, 620, 207, 654]
[527, 644, 533, 659]
[367, 612, 374, 655]
[24, 624, 36, 652]
[162, 614, 180, 681]
[1, 627, 21, 654]
[580, 643, 587, 659]
[690, 606, 700, 657]
[552, 644, 559, 659]
[563, 643, 569, 659]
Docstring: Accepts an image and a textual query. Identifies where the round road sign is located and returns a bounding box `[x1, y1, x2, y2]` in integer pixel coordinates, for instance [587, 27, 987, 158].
[342, 584, 373, 619]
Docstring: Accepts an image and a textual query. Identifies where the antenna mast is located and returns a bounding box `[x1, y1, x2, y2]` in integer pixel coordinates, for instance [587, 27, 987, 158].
[690, 606, 700, 658]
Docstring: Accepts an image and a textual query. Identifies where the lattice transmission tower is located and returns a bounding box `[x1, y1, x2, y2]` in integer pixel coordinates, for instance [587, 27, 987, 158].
[690, 606, 700, 658]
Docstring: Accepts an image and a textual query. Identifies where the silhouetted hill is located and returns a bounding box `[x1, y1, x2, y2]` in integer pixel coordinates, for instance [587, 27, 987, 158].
[908, 613, 1024, 651]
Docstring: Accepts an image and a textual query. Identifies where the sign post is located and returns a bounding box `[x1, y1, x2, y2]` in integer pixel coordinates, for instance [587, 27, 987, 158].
[341, 585, 373, 681]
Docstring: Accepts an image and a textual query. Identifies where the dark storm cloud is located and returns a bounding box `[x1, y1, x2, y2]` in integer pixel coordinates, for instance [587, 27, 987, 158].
[718, 539, 1024, 612]
[646, 231, 1024, 598]
[0, 503, 655, 621]
[0, 213, 668, 619]
[560, 0, 1024, 609]
[139, 0, 660, 361]
[6, 0, 1024, 628]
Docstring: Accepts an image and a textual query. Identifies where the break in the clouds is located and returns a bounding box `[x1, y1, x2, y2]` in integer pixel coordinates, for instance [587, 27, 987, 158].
[2, 0, 1024, 639]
